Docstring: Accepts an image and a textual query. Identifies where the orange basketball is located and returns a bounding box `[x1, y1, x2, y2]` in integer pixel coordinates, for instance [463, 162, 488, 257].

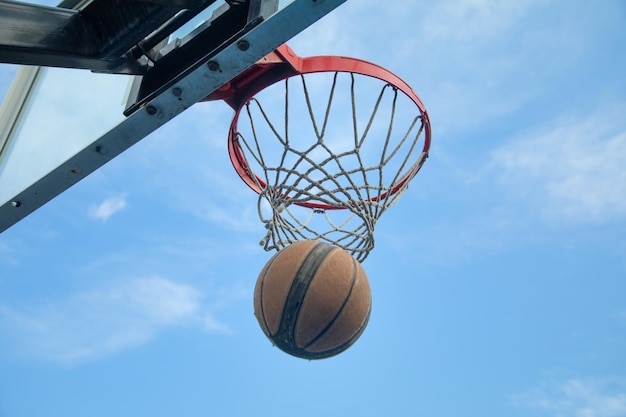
[253, 240, 372, 359]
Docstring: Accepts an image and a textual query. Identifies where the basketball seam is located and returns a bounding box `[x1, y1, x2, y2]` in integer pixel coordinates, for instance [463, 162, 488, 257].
[303, 257, 372, 358]
[303, 253, 357, 350]
[274, 242, 335, 356]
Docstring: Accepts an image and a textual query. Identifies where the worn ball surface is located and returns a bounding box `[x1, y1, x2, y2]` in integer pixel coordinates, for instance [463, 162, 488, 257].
[253, 240, 372, 359]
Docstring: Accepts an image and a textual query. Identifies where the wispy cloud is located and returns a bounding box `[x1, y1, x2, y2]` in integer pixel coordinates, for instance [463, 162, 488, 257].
[422, 0, 542, 42]
[89, 194, 127, 221]
[512, 377, 626, 417]
[289, 2, 361, 57]
[611, 310, 626, 323]
[0, 276, 231, 365]
[124, 109, 265, 232]
[490, 108, 626, 224]
[375, 105, 626, 265]
[392, 0, 596, 137]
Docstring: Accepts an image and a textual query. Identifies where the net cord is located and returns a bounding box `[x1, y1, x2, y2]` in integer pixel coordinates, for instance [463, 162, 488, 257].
[235, 73, 427, 261]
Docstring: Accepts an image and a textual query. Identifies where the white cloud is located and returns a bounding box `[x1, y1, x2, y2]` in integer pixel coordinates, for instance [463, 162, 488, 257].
[183, 199, 260, 232]
[202, 312, 232, 333]
[0, 276, 231, 365]
[512, 377, 626, 417]
[421, 0, 545, 42]
[391, 0, 593, 136]
[89, 194, 127, 221]
[490, 108, 626, 224]
[612, 310, 626, 322]
[130, 124, 263, 231]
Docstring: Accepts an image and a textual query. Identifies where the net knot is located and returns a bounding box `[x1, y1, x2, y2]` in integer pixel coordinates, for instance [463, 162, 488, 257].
[233, 69, 430, 262]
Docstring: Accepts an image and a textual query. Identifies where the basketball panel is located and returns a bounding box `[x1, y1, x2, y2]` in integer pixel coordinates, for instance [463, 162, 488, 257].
[254, 250, 281, 337]
[294, 247, 355, 348]
[259, 240, 318, 335]
[305, 259, 371, 353]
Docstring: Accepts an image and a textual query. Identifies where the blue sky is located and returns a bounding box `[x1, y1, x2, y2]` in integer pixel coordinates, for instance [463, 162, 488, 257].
[1, 0, 626, 416]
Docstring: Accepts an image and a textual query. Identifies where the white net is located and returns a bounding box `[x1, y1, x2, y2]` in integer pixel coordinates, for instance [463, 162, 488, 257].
[232, 71, 428, 262]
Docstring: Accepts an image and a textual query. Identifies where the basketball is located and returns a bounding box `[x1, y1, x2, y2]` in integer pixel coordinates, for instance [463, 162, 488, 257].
[253, 240, 371, 359]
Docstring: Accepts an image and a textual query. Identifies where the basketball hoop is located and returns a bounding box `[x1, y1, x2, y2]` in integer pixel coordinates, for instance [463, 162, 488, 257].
[205, 44, 431, 261]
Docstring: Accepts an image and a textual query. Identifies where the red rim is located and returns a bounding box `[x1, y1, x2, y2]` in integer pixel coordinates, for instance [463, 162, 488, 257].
[226, 46, 431, 210]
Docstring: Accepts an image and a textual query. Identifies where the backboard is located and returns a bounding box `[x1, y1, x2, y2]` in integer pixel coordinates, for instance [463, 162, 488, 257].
[0, 0, 346, 233]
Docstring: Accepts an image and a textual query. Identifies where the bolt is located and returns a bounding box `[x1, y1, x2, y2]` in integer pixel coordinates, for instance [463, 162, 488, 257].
[146, 105, 158, 115]
[207, 61, 220, 71]
[95, 145, 102, 153]
[172, 87, 182, 97]
[11, 201, 21, 208]
[237, 40, 250, 51]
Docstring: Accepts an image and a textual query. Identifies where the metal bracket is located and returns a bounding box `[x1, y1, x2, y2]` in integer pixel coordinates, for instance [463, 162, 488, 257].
[0, 0, 347, 233]
[0, 0, 217, 73]
[123, 0, 279, 115]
